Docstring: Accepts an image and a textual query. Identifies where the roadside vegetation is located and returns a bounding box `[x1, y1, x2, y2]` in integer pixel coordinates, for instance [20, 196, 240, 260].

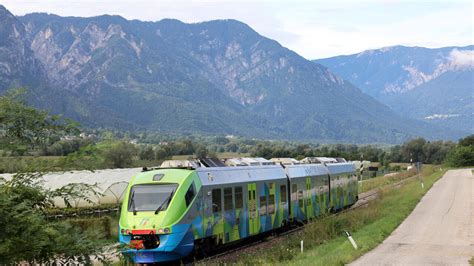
[220, 165, 444, 265]
[0, 89, 109, 264]
[358, 167, 420, 193]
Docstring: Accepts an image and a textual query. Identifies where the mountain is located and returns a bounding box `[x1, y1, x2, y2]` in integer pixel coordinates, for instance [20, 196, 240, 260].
[0, 5, 465, 143]
[315, 45, 474, 132]
[0, 5, 45, 92]
[385, 69, 473, 131]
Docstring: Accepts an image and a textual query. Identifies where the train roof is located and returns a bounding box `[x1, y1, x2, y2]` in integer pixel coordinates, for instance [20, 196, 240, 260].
[270, 158, 300, 165]
[325, 162, 356, 174]
[196, 165, 286, 186]
[283, 163, 329, 179]
[130, 168, 195, 185]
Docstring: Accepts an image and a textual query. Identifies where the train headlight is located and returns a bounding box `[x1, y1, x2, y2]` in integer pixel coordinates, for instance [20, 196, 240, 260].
[157, 228, 170, 234]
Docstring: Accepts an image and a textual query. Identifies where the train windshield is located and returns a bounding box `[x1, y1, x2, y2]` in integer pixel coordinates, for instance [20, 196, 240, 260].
[128, 184, 178, 212]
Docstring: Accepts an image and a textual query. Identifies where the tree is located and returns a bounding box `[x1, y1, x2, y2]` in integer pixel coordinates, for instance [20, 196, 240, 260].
[0, 88, 78, 154]
[0, 88, 106, 264]
[139, 145, 155, 161]
[401, 138, 427, 162]
[104, 141, 137, 168]
[0, 173, 106, 264]
[445, 135, 474, 167]
[194, 144, 209, 158]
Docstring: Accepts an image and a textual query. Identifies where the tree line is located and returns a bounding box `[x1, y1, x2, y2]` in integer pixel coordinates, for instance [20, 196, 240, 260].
[20, 135, 470, 168]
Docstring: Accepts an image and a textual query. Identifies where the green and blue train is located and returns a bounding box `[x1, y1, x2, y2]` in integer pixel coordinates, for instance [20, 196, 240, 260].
[118, 161, 358, 263]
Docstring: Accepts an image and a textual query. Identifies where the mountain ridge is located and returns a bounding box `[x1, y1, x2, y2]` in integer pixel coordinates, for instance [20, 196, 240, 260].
[315, 45, 473, 133]
[0, 5, 466, 143]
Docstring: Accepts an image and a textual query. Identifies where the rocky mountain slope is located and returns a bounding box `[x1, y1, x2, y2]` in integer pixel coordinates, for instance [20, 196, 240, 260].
[0, 5, 464, 142]
[315, 45, 473, 132]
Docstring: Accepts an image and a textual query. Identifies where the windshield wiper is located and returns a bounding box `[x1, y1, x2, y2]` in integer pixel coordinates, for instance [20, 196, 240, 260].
[155, 190, 175, 215]
[130, 190, 137, 216]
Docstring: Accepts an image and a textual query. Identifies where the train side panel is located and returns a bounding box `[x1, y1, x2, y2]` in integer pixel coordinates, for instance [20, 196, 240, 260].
[193, 166, 289, 246]
[327, 163, 357, 211]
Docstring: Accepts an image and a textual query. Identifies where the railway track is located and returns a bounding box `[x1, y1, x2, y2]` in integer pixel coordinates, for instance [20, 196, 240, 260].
[196, 173, 421, 264]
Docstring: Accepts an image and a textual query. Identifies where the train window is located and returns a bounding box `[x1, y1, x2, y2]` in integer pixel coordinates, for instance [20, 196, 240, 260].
[185, 182, 196, 207]
[259, 196, 267, 215]
[235, 187, 243, 209]
[268, 194, 275, 214]
[224, 187, 233, 211]
[280, 185, 287, 205]
[292, 184, 297, 201]
[298, 190, 304, 209]
[268, 182, 274, 189]
[212, 189, 222, 212]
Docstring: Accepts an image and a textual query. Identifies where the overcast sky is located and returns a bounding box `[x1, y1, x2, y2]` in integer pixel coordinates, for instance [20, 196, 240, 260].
[1, 0, 472, 59]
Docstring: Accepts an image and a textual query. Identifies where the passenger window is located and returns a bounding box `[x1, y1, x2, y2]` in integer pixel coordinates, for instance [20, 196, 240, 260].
[280, 185, 287, 205]
[292, 184, 297, 201]
[184, 182, 196, 207]
[235, 187, 243, 209]
[259, 196, 267, 215]
[268, 194, 275, 214]
[298, 190, 304, 209]
[224, 187, 233, 211]
[212, 189, 222, 212]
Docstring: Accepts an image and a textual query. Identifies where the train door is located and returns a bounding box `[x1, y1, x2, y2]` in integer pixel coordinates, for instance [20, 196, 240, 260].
[279, 184, 288, 224]
[291, 183, 298, 220]
[324, 176, 330, 212]
[314, 177, 322, 216]
[211, 188, 224, 244]
[305, 177, 314, 219]
[247, 183, 258, 235]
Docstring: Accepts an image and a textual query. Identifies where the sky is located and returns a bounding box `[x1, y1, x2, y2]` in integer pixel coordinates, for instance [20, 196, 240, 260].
[1, 0, 472, 59]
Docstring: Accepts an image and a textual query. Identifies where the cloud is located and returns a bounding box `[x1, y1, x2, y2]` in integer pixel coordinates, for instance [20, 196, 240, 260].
[448, 49, 474, 68]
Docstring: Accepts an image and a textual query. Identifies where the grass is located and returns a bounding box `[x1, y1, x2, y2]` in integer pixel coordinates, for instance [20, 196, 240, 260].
[225, 165, 444, 265]
[358, 169, 420, 193]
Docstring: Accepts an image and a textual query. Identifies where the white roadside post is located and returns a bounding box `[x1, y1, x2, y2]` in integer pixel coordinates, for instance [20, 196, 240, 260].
[416, 162, 424, 189]
[301, 240, 304, 253]
[345, 231, 358, 250]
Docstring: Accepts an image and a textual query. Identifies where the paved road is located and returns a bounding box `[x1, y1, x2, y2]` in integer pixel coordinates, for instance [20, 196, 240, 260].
[351, 169, 474, 265]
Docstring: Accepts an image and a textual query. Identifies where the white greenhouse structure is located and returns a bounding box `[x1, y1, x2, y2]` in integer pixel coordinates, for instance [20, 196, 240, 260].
[0, 168, 143, 207]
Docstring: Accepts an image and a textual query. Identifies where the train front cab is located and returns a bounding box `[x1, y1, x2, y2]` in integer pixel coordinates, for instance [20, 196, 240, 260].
[118, 169, 202, 264]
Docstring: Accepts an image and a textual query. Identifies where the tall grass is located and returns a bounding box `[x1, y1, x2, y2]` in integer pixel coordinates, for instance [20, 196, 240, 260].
[359, 167, 426, 193]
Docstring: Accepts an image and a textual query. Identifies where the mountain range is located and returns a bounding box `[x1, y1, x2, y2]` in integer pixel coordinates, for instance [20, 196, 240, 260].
[315, 45, 473, 133]
[0, 5, 468, 143]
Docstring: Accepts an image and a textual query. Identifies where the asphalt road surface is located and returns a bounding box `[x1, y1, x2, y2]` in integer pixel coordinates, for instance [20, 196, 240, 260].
[351, 169, 474, 265]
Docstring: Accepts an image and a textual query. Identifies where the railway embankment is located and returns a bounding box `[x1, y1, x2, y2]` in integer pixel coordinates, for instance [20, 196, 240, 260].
[206, 165, 445, 265]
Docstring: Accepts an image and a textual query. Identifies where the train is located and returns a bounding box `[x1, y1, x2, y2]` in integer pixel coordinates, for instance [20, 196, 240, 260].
[118, 157, 358, 263]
